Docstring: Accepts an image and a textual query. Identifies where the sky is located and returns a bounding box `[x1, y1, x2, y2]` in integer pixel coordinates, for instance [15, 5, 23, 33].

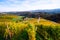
[0, 0, 60, 12]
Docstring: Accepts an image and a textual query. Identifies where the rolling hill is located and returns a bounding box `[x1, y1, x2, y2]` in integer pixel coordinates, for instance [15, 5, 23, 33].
[0, 14, 59, 26]
[0, 9, 60, 23]
[0, 14, 60, 40]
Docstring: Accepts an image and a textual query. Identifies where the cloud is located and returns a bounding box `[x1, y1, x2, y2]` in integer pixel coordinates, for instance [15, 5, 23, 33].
[0, 0, 60, 12]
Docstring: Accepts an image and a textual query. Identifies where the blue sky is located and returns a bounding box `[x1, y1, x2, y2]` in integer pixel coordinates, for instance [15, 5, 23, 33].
[0, 0, 60, 12]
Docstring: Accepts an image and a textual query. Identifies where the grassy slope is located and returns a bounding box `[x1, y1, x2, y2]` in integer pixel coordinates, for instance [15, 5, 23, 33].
[0, 15, 60, 40]
[0, 14, 60, 26]
[26, 18, 60, 26]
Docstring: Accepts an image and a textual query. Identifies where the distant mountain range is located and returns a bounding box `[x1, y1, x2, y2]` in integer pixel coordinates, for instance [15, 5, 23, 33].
[0, 8, 60, 14]
[31, 9, 60, 14]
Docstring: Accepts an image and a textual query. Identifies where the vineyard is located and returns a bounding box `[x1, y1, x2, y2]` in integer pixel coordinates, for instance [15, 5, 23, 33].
[0, 14, 60, 40]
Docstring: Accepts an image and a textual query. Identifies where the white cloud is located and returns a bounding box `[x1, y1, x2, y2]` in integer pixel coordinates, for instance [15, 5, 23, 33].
[0, 0, 60, 12]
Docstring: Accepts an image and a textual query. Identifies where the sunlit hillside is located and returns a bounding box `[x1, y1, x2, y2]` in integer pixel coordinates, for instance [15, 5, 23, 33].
[0, 14, 60, 26]
[0, 14, 60, 40]
[25, 17, 60, 26]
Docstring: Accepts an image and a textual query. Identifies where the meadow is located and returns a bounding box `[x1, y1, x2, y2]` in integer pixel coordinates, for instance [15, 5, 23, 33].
[0, 14, 60, 40]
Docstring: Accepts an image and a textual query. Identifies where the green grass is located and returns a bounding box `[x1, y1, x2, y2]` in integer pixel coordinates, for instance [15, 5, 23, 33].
[0, 24, 60, 40]
[0, 15, 60, 40]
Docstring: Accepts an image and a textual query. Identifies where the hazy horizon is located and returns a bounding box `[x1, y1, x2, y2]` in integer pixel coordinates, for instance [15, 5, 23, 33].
[0, 0, 60, 12]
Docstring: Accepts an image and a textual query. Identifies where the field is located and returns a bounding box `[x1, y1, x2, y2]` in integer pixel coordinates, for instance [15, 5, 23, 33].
[0, 14, 60, 40]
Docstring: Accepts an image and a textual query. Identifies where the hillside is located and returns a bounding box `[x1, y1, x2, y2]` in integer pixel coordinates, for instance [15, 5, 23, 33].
[25, 17, 60, 26]
[0, 14, 60, 40]
[0, 14, 59, 26]
[1, 11, 60, 23]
